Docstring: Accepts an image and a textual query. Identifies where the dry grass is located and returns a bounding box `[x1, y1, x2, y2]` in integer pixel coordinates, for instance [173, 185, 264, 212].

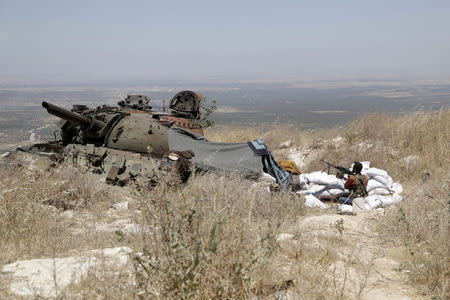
[205, 122, 340, 150]
[131, 174, 306, 299]
[378, 175, 449, 298]
[208, 109, 450, 299]
[67, 174, 343, 299]
[0, 167, 118, 265]
[0, 109, 448, 298]
[307, 109, 449, 298]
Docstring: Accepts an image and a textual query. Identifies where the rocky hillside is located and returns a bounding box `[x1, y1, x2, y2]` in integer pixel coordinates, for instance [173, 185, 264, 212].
[0, 109, 448, 299]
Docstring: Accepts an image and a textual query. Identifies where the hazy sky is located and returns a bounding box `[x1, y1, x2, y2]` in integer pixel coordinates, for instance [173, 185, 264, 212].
[1, 0, 450, 85]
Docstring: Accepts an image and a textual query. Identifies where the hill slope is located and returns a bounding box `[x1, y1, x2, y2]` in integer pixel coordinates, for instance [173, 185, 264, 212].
[1, 109, 448, 299]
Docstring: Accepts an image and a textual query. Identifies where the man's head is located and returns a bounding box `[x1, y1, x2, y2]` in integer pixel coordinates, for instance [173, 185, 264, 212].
[352, 162, 363, 174]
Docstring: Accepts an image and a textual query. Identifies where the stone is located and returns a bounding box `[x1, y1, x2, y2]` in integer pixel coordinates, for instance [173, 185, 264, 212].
[1, 247, 132, 298]
[279, 140, 293, 149]
[276, 233, 295, 242]
[112, 201, 129, 212]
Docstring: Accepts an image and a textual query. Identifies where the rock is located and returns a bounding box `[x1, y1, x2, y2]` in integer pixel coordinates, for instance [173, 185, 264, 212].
[401, 155, 420, 168]
[357, 141, 374, 149]
[276, 233, 295, 242]
[1, 247, 132, 298]
[73, 218, 147, 235]
[61, 210, 74, 218]
[110, 219, 142, 234]
[279, 140, 293, 149]
[331, 136, 346, 147]
[112, 201, 129, 212]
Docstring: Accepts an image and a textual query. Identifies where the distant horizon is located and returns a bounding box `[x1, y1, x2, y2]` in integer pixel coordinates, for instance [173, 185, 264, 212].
[1, 77, 450, 89]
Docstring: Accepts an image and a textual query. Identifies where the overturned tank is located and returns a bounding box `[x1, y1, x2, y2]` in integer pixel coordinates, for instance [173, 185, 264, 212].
[2, 91, 291, 190]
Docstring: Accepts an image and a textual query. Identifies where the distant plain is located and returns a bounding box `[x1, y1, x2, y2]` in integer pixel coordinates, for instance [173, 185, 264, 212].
[0, 80, 449, 152]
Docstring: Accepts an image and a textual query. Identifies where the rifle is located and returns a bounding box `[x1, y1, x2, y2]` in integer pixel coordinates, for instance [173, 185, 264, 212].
[320, 159, 353, 176]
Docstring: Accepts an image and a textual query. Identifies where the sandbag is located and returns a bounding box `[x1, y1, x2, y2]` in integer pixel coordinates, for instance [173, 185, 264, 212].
[315, 190, 331, 199]
[392, 194, 403, 204]
[363, 167, 389, 179]
[299, 174, 309, 188]
[368, 187, 392, 196]
[373, 175, 393, 188]
[297, 184, 326, 195]
[298, 162, 403, 211]
[304, 171, 342, 186]
[360, 194, 404, 209]
[366, 179, 386, 191]
[353, 197, 370, 211]
[360, 161, 371, 170]
[338, 204, 353, 213]
[391, 182, 403, 194]
[364, 195, 384, 209]
[315, 188, 347, 199]
[304, 194, 330, 209]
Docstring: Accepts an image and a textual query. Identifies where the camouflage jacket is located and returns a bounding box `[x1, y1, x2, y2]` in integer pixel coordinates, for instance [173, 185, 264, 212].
[344, 174, 368, 199]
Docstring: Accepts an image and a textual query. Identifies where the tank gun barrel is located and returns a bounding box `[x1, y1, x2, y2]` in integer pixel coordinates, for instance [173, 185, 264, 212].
[42, 101, 105, 130]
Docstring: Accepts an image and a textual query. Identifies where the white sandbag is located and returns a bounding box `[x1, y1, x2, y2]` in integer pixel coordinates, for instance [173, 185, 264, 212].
[392, 193, 403, 204]
[328, 188, 347, 196]
[327, 183, 345, 190]
[375, 194, 403, 207]
[373, 175, 393, 188]
[338, 204, 353, 213]
[304, 184, 328, 194]
[380, 196, 395, 206]
[364, 195, 384, 209]
[299, 174, 310, 189]
[360, 161, 371, 170]
[363, 167, 389, 179]
[304, 171, 342, 186]
[384, 194, 403, 206]
[315, 188, 347, 199]
[362, 193, 404, 209]
[298, 181, 345, 196]
[368, 187, 392, 196]
[366, 179, 386, 192]
[315, 190, 331, 199]
[391, 182, 403, 194]
[353, 197, 370, 211]
[304, 194, 330, 209]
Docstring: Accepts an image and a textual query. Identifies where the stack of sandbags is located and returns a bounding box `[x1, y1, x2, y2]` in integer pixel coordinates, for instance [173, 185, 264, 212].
[297, 162, 404, 211]
[296, 171, 347, 199]
[353, 193, 404, 211]
[364, 168, 394, 195]
[358, 162, 403, 197]
[348, 162, 404, 211]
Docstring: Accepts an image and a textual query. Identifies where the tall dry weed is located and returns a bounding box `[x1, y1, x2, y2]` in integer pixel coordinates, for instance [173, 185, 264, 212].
[131, 173, 305, 299]
[340, 109, 449, 298]
[209, 109, 450, 298]
[0, 167, 114, 265]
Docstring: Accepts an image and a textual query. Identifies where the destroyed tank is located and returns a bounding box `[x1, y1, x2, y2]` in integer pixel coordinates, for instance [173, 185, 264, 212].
[2, 90, 292, 190]
[3, 91, 205, 187]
